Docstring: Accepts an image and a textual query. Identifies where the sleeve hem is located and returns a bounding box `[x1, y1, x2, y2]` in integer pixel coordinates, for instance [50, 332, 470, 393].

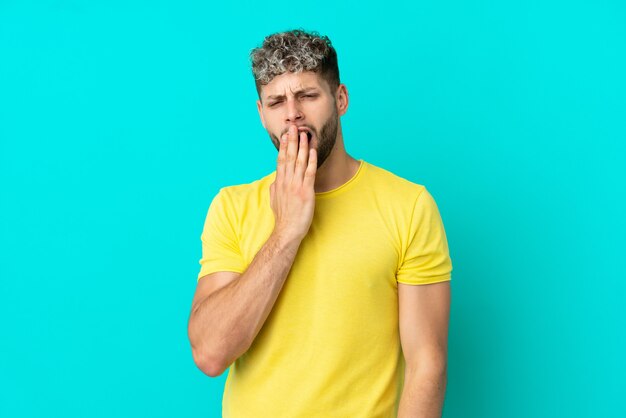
[396, 274, 451, 286]
[197, 268, 246, 282]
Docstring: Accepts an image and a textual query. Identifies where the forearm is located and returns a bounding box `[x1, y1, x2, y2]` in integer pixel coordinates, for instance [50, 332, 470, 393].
[398, 366, 447, 418]
[188, 230, 302, 375]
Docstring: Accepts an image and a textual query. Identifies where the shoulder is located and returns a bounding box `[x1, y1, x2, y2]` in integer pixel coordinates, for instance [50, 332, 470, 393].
[364, 161, 427, 201]
[216, 170, 276, 207]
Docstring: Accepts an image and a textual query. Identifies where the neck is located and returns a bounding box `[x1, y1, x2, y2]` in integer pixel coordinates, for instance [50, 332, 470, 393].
[313, 131, 360, 193]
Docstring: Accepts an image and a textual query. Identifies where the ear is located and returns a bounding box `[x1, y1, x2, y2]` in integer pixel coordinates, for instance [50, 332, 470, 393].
[256, 99, 266, 129]
[335, 84, 349, 117]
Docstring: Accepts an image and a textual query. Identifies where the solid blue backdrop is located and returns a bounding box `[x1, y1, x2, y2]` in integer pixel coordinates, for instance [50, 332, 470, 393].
[1, 1, 624, 417]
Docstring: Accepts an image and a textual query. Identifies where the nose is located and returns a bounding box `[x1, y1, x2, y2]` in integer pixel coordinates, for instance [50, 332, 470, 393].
[285, 98, 304, 124]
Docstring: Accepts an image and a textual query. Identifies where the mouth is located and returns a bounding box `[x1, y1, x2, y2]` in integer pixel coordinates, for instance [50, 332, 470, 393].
[297, 127, 314, 142]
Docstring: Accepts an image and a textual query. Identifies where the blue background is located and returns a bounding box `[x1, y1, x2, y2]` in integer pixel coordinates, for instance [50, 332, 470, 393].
[1, 1, 624, 417]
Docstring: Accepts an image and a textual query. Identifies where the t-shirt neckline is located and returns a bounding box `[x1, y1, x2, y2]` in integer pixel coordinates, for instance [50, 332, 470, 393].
[315, 159, 366, 199]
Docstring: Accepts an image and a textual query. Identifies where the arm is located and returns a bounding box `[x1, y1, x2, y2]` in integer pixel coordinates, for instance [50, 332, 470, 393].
[188, 230, 303, 377]
[188, 125, 317, 377]
[397, 281, 451, 418]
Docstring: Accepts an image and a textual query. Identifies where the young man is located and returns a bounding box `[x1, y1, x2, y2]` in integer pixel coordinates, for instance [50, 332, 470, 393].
[188, 29, 453, 418]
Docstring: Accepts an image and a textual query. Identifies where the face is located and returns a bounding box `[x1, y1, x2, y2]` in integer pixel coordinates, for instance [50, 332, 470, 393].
[256, 71, 339, 169]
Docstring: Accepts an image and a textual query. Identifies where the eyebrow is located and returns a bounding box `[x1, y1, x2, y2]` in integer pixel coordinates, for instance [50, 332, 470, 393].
[265, 87, 320, 102]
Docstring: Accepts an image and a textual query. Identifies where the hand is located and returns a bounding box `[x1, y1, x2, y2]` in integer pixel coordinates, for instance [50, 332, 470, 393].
[269, 125, 317, 242]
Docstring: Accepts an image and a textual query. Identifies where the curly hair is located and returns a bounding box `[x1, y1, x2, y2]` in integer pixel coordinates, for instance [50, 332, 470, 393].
[250, 29, 341, 99]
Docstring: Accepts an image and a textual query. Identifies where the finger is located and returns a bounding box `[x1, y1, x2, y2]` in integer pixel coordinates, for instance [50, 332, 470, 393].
[276, 133, 287, 183]
[303, 147, 317, 190]
[285, 125, 298, 184]
[295, 130, 309, 181]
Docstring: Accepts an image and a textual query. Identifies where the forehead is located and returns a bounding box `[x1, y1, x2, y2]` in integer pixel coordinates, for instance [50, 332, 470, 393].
[261, 71, 328, 100]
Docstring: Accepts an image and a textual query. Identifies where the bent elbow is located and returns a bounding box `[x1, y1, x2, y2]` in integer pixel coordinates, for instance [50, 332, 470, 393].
[192, 348, 226, 377]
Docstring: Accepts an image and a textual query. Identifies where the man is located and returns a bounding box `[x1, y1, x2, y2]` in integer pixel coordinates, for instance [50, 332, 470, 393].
[188, 29, 453, 418]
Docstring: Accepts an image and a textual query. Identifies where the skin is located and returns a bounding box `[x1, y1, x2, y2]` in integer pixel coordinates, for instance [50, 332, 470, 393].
[256, 70, 361, 194]
[256, 70, 450, 417]
[190, 68, 450, 417]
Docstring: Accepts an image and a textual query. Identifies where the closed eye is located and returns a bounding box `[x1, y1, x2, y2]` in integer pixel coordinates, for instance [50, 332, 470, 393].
[267, 94, 318, 108]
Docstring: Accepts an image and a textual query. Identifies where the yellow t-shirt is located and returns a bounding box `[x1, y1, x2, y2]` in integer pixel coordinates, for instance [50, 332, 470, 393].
[197, 159, 453, 418]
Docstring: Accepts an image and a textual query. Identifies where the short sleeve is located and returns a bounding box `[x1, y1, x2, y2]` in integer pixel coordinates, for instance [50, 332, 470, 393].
[197, 188, 246, 281]
[396, 187, 453, 285]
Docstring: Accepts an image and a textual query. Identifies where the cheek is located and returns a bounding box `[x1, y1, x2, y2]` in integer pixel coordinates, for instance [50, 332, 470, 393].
[316, 110, 334, 129]
[308, 103, 332, 123]
[262, 116, 279, 134]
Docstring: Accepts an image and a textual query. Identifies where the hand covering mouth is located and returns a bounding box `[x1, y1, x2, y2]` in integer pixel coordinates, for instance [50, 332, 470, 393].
[297, 127, 313, 141]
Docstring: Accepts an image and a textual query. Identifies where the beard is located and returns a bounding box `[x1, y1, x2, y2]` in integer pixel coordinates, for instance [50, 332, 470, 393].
[268, 106, 338, 169]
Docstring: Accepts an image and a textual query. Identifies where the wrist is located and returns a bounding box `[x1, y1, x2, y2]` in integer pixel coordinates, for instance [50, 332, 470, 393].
[270, 228, 304, 251]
